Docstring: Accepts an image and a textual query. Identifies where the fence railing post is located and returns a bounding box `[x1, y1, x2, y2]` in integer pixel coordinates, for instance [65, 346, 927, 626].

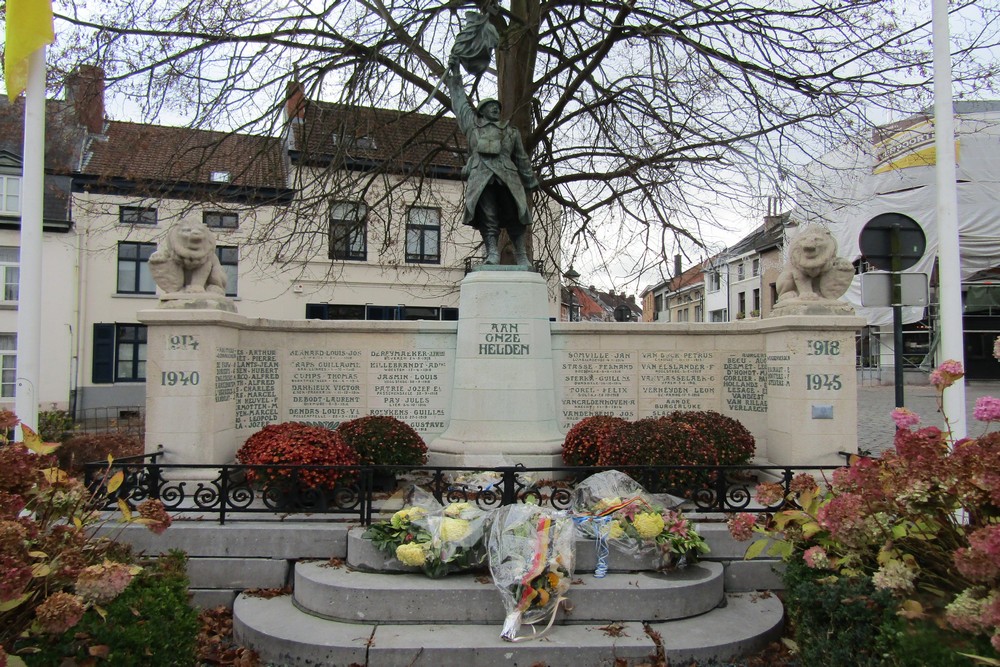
[500, 467, 517, 506]
[219, 465, 229, 525]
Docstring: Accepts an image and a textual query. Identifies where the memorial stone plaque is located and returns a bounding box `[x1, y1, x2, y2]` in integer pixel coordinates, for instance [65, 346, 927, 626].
[558, 351, 638, 428]
[369, 350, 450, 432]
[286, 349, 365, 426]
[723, 352, 768, 413]
[638, 351, 719, 415]
[235, 348, 280, 429]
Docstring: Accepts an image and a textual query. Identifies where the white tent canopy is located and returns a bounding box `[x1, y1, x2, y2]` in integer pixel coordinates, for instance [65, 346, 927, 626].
[791, 102, 1000, 327]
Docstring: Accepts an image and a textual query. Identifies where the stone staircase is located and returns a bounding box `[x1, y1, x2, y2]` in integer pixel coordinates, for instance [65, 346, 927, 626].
[233, 526, 784, 666]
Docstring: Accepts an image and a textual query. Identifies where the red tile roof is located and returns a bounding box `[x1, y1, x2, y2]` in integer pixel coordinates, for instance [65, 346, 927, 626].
[83, 121, 287, 189]
[291, 100, 466, 176]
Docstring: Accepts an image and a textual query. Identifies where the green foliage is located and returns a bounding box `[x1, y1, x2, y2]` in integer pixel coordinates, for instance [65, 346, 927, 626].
[879, 616, 999, 667]
[19, 551, 199, 667]
[783, 557, 898, 667]
[561, 415, 628, 467]
[37, 410, 75, 443]
[336, 415, 427, 468]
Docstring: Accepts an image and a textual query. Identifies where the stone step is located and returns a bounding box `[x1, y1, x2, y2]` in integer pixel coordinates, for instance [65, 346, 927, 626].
[233, 590, 783, 667]
[294, 560, 724, 623]
[346, 525, 665, 574]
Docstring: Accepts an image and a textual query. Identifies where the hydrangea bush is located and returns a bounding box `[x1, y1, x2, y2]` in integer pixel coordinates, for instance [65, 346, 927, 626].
[0, 411, 176, 662]
[729, 360, 1000, 664]
[236, 421, 359, 488]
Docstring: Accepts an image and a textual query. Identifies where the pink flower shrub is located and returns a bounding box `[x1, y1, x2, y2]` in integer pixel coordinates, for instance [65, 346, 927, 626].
[754, 482, 785, 506]
[891, 407, 920, 429]
[789, 473, 819, 496]
[727, 513, 757, 542]
[137, 499, 172, 535]
[34, 592, 85, 635]
[975, 396, 1000, 423]
[74, 561, 134, 603]
[954, 525, 1000, 584]
[802, 545, 832, 570]
[930, 359, 964, 389]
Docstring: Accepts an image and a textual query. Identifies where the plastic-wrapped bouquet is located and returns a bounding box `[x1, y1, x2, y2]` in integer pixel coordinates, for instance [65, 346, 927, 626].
[488, 504, 575, 642]
[573, 470, 708, 574]
[362, 488, 489, 577]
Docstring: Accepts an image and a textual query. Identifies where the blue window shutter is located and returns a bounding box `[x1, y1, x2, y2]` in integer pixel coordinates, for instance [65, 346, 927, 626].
[92, 323, 115, 384]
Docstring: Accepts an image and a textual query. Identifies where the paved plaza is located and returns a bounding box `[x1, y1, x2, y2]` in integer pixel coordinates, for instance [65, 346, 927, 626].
[857, 379, 1000, 455]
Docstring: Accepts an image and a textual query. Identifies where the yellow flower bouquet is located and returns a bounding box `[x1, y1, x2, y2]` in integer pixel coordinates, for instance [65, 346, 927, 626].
[362, 488, 489, 577]
[573, 470, 709, 572]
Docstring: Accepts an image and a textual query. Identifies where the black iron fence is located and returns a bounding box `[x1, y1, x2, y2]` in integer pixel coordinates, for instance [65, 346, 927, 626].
[83, 456, 842, 525]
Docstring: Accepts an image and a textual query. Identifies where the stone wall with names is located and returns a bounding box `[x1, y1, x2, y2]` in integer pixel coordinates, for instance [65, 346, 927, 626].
[558, 351, 638, 428]
[233, 348, 280, 429]
[638, 351, 719, 415]
[286, 349, 365, 425]
[723, 352, 768, 413]
[367, 350, 450, 432]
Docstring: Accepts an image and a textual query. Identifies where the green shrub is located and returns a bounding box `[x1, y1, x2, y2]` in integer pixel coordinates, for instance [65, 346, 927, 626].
[783, 557, 898, 667]
[38, 410, 75, 443]
[597, 417, 715, 493]
[336, 415, 427, 468]
[665, 410, 755, 464]
[20, 551, 199, 667]
[561, 415, 628, 467]
[56, 432, 143, 474]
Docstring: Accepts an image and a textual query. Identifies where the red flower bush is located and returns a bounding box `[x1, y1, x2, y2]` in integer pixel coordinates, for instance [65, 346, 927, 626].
[665, 410, 756, 465]
[336, 415, 427, 468]
[237, 422, 359, 488]
[561, 415, 629, 467]
[597, 417, 716, 492]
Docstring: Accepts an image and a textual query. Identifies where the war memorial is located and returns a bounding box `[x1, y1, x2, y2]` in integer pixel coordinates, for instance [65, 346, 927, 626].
[125, 15, 864, 666]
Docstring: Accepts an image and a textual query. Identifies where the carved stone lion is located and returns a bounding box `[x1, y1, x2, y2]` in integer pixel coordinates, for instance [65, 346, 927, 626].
[149, 221, 228, 296]
[775, 226, 854, 303]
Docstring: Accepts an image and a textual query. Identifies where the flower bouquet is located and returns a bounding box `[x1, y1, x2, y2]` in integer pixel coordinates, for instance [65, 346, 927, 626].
[572, 470, 708, 574]
[488, 503, 575, 642]
[362, 487, 489, 578]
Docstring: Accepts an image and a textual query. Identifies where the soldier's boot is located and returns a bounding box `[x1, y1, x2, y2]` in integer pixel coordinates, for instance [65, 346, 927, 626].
[513, 233, 530, 266]
[484, 233, 500, 264]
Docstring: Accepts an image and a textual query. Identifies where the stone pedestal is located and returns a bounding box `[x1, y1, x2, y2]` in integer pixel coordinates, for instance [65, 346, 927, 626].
[428, 270, 564, 467]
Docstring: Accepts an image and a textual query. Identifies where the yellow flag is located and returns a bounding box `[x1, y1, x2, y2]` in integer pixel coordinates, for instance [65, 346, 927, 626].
[4, 0, 55, 101]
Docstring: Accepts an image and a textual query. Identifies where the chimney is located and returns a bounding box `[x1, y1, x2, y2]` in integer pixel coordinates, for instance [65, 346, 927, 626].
[286, 81, 307, 120]
[674, 254, 682, 279]
[66, 66, 105, 134]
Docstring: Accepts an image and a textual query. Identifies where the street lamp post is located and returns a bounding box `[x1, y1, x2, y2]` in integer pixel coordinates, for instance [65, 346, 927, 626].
[563, 266, 581, 321]
[563, 264, 580, 322]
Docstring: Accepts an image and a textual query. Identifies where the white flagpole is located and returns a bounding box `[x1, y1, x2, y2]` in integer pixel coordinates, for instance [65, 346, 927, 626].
[932, 0, 966, 440]
[15, 46, 46, 438]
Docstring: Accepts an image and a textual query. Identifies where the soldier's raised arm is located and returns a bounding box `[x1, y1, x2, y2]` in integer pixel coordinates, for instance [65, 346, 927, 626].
[444, 61, 475, 136]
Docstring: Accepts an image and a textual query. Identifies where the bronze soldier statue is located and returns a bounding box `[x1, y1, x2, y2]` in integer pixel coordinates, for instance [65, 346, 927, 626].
[445, 53, 538, 266]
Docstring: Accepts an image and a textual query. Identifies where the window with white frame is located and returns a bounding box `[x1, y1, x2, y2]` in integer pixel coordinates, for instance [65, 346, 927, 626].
[0, 246, 18, 301]
[708, 271, 721, 292]
[216, 246, 238, 297]
[0, 333, 14, 397]
[406, 207, 441, 263]
[0, 176, 20, 215]
[752, 258, 760, 277]
[329, 201, 367, 261]
[117, 242, 157, 294]
[737, 263, 745, 281]
[115, 324, 147, 381]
